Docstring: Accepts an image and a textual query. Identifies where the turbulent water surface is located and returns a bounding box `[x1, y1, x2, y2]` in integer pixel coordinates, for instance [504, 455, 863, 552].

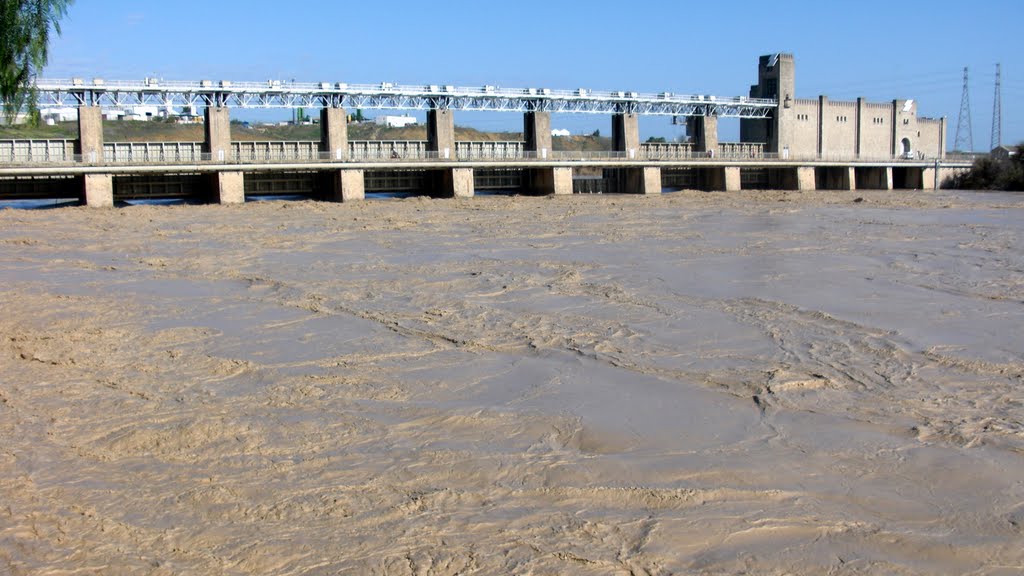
[1, 189, 1022, 575]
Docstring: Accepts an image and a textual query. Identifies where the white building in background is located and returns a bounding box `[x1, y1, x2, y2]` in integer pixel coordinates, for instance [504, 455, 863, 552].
[374, 115, 417, 128]
[38, 104, 185, 124]
[551, 128, 571, 137]
[121, 105, 165, 121]
[40, 107, 79, 123]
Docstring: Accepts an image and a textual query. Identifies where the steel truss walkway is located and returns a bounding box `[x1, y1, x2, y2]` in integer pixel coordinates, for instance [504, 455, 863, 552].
[33, 78, 777, 118]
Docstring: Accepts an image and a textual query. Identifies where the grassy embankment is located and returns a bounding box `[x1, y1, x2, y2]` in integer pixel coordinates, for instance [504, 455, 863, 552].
[0, 121, 612, 151]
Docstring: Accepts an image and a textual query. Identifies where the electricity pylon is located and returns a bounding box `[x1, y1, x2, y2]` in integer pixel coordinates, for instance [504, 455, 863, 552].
[954, 67, 973, 153]
[990, 63, 1002, 151]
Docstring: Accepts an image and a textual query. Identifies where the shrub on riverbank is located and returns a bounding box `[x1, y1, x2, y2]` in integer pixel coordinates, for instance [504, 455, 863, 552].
[946, 144, 1024, 191]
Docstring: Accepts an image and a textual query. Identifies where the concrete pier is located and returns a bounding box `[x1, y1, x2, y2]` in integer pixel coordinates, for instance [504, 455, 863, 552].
[427, 109, 456, 159]
[204, 107, 232, 162]
[74, 108, 112, 206]
[625, 167, 662, 195]
[524, 112, 552, 158]
[724, 167, 741, 191]
[796, 167, 815, 190]
[533, 167, 573, 195]
[76, 106, 104, 163]
[211, 171, 244, 204]
[612, 113, 640, 159]
[922, 167, 936, 190]
[688, 116, 719, 154]
[320, 108, 348, 160]
[80, 174, 113, 207]
[325, 169, 364, 202]
[443, 168, 475, 198]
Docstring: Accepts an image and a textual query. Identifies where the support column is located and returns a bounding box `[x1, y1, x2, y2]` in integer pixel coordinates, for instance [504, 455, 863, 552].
[882, 167, 894, 190]
[845, 167, 857, 190]
[524, 111, 552, 159]
[724, 167, 742, 191]
[612, 113, 640, 159]
[80, 173, 113, 207]
[687, 116, 719, 155]
[444, 168, 474, 198]
[625, 167, 661, 194]
[204, 106, 232, 162]
[211, 171, 244, 204]
[796, 166, 815, 190]
[76, 106, 103, 163]
[922, 167, 936, 190]
[326, 169, 364, 202]
[533, 167, 573, 195]
[320, 107, 348, 160]
[427, 109, 455, 159]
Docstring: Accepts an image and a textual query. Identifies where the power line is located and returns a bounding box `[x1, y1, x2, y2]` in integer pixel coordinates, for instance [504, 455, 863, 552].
[954, 67, 974, 152]
[816, 72, 958, 90]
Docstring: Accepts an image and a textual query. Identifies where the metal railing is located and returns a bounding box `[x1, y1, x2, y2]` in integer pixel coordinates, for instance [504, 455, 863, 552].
[0, 138, 971, 166]
[943, 152, 986, 163]
[0, 139, 76, 163]
[105, 141, 204, 163]
[232, 141, 320, 162]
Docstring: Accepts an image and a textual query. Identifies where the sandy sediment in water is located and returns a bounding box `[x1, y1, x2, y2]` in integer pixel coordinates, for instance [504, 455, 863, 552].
[1, 189, 1022, 575]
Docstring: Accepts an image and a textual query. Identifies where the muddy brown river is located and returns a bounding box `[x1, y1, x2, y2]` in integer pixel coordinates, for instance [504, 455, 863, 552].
[1, 189, 1022, 575]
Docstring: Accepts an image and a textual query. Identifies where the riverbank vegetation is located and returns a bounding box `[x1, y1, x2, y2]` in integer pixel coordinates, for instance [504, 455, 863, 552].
[1, 0, 74, 123]
[946, 144, 1024, 191]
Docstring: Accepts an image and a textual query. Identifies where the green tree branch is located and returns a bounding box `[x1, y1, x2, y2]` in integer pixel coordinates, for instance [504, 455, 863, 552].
[1, 0, 73, 125]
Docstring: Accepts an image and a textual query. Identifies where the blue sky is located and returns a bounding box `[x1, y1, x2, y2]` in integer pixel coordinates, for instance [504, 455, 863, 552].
[46, 0, 1022, 149]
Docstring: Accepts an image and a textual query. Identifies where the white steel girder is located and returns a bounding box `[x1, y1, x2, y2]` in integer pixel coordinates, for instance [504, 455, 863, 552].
[33, 79, 776, 119]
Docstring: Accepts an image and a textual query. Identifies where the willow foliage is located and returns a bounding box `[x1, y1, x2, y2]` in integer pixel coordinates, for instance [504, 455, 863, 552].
[1, 0, 73, 124]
